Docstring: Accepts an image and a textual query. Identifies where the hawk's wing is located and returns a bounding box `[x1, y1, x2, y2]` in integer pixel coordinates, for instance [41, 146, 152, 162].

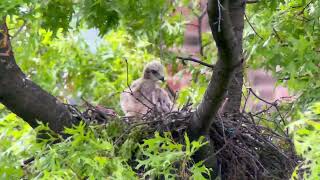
[120, 79, 154, 117]
[152, 87, 174, 113]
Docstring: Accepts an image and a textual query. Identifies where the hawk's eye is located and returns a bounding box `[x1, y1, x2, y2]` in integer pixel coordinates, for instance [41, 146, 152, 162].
[151, 70, 157, 74]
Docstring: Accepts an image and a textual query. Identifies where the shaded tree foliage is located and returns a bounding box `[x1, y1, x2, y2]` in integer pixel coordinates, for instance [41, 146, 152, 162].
[0, 20, 73, 134]
[0, 0, 319, 179]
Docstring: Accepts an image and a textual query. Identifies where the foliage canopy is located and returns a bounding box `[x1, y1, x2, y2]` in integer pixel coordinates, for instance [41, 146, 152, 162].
[0, 0, 320, 179]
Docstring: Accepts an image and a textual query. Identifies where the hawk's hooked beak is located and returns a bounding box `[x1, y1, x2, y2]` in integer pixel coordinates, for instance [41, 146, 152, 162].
[159, 76, 165, 82]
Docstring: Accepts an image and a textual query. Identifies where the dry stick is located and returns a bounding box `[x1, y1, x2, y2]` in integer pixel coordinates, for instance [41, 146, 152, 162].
[169, 92, 177, 113]
[247, 87, 275, 106]
[218, 113, 226, 142]
[240, 122, 289, 152]
[64, 103, 89, 123]
[248, 88, 286, 126]
[190, 3, 208, 83]
[249, 96, 285, 129]
[272, 27, 283, 43]
[138, 88, 156, 108]
[180, 2, 209, 83]
[255, 112, 284, 133]
[181, 97, 192, 111]
[80, 97, 94, 108]
[210, 117, 294, 177]
[244, 13, 264, 40]
[297, 0, 315, 15]
[275, 105, 287, 127]
[204, 123, 243, 163]
[197, 6, 207, 56]
[202, 41, 212, 49]
[251, 108, 284, 134]
[236, 145, 260, 179]
[210, 92, 293, 177]
[233, 144, 269, 174]
[241, 88, 251, 113]
[11, 21, 26, 39]
[218, 98, 229, 142]
[241, 112, 260, 133]
[253, 102, 275, 116]
[247, 133, 291, 163]
[80, 98, 105, 123]
[123, 58, 153, 111]
[176, 56, 215, 68]
[22, 156, 35, 166]
[246, 0, 259, 4]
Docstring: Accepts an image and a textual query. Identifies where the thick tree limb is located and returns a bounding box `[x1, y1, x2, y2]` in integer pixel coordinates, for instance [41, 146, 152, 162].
[176, 56, 215, 68]
[0, 19, 73, 134]
[219, 1, 246, 119]
[186, 1, 245, 178]
[189, 0, 245, 138]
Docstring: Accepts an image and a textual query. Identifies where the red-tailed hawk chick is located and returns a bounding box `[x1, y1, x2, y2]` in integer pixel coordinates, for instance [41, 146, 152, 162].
[120, 61, 174, 117]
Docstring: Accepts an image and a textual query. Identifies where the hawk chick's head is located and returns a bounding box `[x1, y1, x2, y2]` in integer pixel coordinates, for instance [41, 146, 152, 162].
[143, 61, 165, 82]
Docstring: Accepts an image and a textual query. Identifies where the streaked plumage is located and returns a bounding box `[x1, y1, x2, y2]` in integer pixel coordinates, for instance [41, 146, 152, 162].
[120, 61, 174, 117]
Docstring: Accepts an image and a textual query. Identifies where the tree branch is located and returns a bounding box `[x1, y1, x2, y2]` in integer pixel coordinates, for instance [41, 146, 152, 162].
[189, 0, 245, 138]
[11, 20, 27, 39]
[246, 0, 259, 4]
[245, 13, 263, 40]
[0, 19, 74, 135]
[176, 56, 215, 68]
[186, 2, 245, 176]
[198, 6, 207, 56]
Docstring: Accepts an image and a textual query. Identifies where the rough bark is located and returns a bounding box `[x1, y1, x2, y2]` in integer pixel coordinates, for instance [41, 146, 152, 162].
[221, 2, 245, 118]
[0, 19, 73, 134]
[222, 65, 243, 116]
[187, 1, 245, 177]
[189, 0, 245, 138]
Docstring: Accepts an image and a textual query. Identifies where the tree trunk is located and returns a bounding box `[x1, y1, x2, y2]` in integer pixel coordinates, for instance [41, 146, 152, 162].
[222, 65, 243, 117]
[187, 1, 245, 177]
[189, 0, 245, 139]
[0, 19, 73, 134]
[221, 1, 245, 118]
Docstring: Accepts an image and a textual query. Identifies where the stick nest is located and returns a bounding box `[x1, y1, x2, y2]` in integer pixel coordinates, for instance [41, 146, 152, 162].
[67, 100, 298, 180]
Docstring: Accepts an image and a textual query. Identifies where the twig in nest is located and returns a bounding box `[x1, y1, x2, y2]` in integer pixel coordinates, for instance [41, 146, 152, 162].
[22, 156, 35, 167]
[247, 87, 286, 126]
[194, 3, 207, 56]
[247, 87, 275, 105]
[115, 109, 190, 145]
[241, 88, 251, 113]
[80, 98, 116, 124]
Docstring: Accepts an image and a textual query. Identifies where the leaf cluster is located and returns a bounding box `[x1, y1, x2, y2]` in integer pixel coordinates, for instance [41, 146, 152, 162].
[288, 102, 320, 180]
[0, 110, 210, 179]
[244, 0, 320, 109]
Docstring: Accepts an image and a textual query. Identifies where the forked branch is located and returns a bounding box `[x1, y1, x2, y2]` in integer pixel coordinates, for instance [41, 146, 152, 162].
[189, 0, 245, 138]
